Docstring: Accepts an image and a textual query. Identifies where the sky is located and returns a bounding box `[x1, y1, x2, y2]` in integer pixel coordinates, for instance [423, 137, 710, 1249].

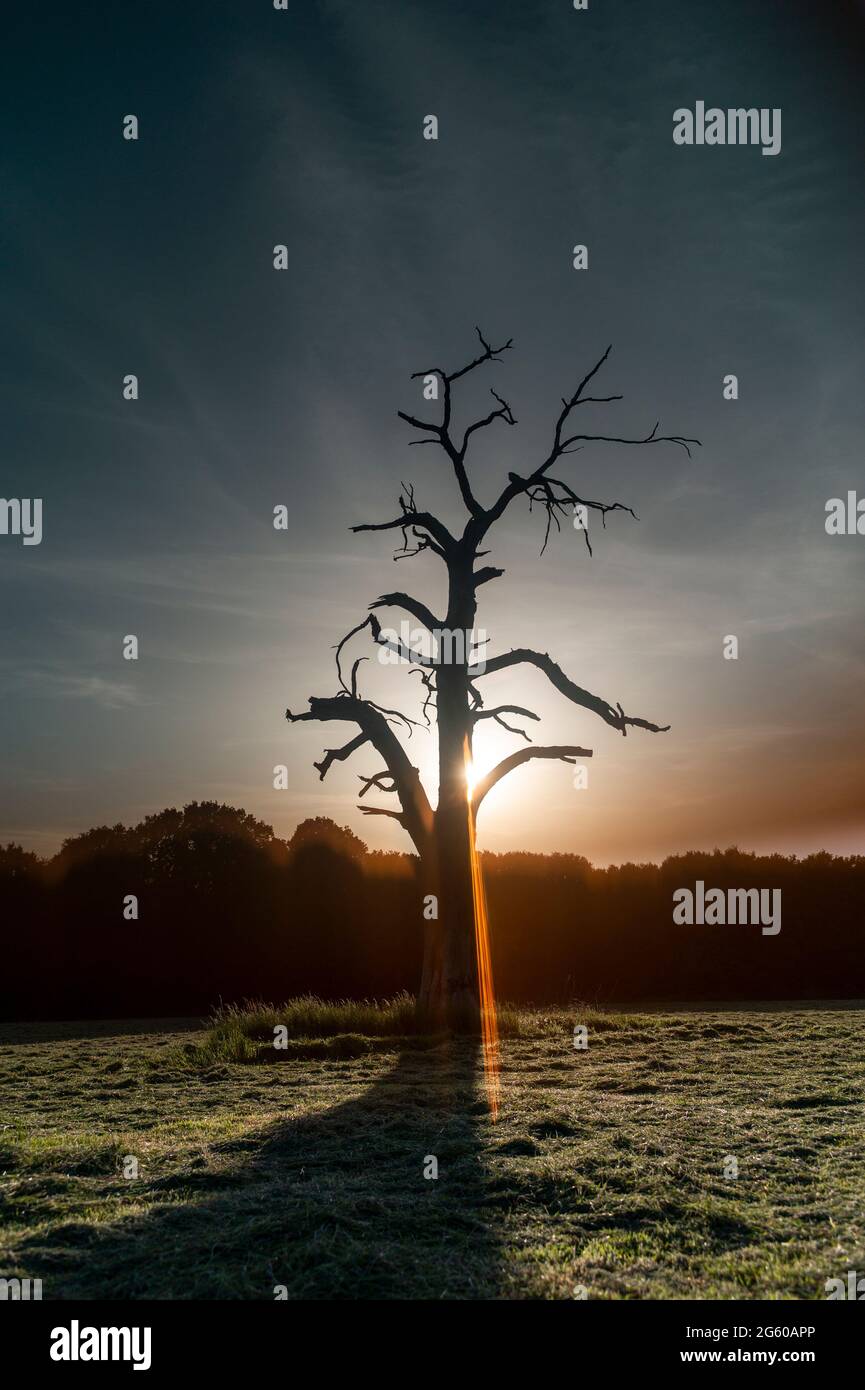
[2, 0, 864, 865]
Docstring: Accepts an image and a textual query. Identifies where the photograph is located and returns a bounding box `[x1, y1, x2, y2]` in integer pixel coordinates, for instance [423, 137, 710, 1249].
[2, 0, 864, 1368]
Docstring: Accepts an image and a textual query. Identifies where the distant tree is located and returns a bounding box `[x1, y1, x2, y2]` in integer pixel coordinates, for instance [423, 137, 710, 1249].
[288, 817, 368, 863]
[136, 802, 287, 883]
[0, 843, 42, 878]
[55, 823, 135, 869]
[288, 331, 697, 1028]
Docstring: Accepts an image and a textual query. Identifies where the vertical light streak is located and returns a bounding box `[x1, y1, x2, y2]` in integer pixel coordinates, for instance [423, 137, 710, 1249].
[465, 738, 500, 1119]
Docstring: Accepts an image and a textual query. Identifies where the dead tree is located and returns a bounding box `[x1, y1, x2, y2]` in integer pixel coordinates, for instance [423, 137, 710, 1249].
[287, 330, 699, 1030]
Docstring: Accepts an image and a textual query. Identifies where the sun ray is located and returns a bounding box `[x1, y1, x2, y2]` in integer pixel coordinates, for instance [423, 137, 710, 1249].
[465, 737, 500, 1119]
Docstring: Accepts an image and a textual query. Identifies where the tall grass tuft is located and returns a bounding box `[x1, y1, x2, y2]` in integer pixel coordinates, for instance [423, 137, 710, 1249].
[169, 996, 651, 1068]
[212, 992, 421, 1040]
[171, 993, 535, 1066]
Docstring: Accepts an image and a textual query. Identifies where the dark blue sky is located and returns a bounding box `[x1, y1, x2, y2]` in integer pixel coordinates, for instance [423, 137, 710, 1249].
[2, 0, 864, 861]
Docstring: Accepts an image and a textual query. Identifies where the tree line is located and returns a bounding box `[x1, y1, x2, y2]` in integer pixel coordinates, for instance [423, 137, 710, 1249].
[2, 801, 862, 1019]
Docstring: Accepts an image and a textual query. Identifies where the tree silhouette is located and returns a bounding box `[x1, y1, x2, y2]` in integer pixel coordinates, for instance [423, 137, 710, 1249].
[288, 817, 368, 863]
[287, 330, 698, 1029]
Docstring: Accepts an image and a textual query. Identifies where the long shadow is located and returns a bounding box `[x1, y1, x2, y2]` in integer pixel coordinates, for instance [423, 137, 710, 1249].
[23, 1038, 507, 1300]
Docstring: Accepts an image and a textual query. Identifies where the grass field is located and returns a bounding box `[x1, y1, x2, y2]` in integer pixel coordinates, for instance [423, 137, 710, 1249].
[1, 1004, 863, 1300]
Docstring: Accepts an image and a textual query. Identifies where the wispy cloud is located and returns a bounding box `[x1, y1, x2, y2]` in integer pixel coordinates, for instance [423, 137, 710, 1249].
[0, 665, 144, 709]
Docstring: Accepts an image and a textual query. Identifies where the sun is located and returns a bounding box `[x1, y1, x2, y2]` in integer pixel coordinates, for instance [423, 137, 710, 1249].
[464, 756, 476, 801]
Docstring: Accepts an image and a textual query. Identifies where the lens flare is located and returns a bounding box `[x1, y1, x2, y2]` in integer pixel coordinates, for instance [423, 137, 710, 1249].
[464, 737, 500, 1119]
[465, 757, 476, 800]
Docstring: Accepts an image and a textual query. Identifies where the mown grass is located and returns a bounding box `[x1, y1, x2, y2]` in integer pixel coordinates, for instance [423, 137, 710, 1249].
[1, 1004, 862, 1299]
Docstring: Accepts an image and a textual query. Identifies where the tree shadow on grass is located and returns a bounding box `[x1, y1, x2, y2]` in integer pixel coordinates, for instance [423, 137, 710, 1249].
[22, 1039, 507, 1300]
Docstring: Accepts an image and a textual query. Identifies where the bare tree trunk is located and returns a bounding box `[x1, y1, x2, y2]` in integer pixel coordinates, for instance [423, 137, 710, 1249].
[417, 820, 478, 1031]
[417, 845, 444, 1023]
[419, 597, 480, 1031]
[417, 899, 444, 1023]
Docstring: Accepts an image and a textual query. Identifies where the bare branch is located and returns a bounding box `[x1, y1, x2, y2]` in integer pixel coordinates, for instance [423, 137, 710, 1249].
[461, 387, 517, 453]
[372, 616, 434, 669]
[401, 328, 515, 519]
[408, 326, 514, 388]
[348, 656, 368, 697]
[351, 514, 450, 561]
[409, 665, 437, 726]
[357, 805, 407, 824]
[369, 592, 442, 632]
[287, 695, 433, 854]
[313, 733, 369, 780]
[336, 613, 433, 685]
[472, 703, 540, 742]
[357, 770, 397, 798]
[477, 648, 670, 736]
[352, 483, 456, 560]
[472, 744, 593, 809]
[492, 714, 533, 740]
[484, 344, 700, 533]
[559, 420, 700, 457]
[520, 473, 637, 556]
[334, 616, 376, 694]
[473, 565, 505, 588]
[396, 409, 440, 435]
[366, 699, 426, 736]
